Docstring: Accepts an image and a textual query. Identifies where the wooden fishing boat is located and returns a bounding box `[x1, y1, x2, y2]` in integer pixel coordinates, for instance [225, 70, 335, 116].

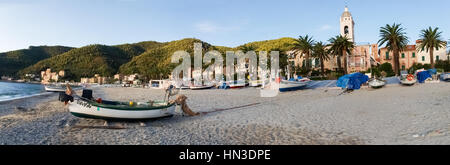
[68, 96, 176, 120]
[279, 80, 307, 92]
[368, 78, 386, 89]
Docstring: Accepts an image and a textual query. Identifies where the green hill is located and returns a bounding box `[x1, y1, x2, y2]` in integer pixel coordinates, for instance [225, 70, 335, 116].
[17, 37, 297, 81]
[119, 38, 219, 80]
[19, 44, 144, 80]
[0, 46, 73, 76]
[236, 37, 297, 52]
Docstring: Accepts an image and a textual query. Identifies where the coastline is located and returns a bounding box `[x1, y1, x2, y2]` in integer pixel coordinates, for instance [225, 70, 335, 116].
[0, 82, 449, 145]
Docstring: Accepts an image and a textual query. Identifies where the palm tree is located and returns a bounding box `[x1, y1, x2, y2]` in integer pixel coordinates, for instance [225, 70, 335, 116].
[328, 35, 354, 74]
[417, 27, 446, 68]
[378, 23, 409, 75]
[312, 42, 330, 77]
[293, 35, 315, 71]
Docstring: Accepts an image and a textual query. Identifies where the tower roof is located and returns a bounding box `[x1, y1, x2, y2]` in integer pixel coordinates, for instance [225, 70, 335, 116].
[341, 6, 352, 18]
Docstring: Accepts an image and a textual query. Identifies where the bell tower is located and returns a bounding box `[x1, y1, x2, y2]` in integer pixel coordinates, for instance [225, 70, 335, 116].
[340, 6, 355, 42]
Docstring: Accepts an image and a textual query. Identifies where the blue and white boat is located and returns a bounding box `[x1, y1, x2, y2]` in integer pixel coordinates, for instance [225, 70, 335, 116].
[441, 72, 450, 81]
[279, 80, 307, 92]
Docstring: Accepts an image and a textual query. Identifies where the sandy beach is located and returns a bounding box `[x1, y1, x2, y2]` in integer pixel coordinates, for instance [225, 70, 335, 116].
[0, 82, 449, 145]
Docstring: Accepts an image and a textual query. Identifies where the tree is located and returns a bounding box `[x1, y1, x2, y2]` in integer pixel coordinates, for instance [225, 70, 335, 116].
[238, 45, 256, 53]
[328, 35, 354, 74]
[417, 27, 446, 69]
[292, 35, 315, 72]
[378, 23, 409, 76]
[312, 42, 330, 76]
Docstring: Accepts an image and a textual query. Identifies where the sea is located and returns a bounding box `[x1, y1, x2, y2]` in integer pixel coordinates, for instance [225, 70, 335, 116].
[0, 81, 45, 102]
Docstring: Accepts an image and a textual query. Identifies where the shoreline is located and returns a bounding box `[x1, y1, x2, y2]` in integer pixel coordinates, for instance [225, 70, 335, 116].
[0, 92, 57, 117]
[0, 82, 449, 144]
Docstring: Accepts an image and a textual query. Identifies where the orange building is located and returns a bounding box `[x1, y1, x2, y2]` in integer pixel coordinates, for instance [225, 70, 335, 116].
[379, 45, 417, 70]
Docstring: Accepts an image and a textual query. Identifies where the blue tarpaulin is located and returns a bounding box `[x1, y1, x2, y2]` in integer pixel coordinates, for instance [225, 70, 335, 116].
[428, 69, 437, 75]
[336, 72, 369, 90]
[417, 71, 432, 83]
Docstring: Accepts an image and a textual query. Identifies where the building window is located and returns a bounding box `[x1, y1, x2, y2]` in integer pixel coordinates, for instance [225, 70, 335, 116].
[436, 47, 439, 51]
[385, 52, 389, 59]
[402, 65, 405, 70]
[422, 56, 425, 61]
[436, 56, 439, 61]
[401, 53, 405, 58]
[412, 52, 415, 58]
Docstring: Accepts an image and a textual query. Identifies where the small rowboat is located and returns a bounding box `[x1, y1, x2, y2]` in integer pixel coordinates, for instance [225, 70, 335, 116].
[279, 80, 307, 92]
[68, 97, 176, 120]
[368, 79, 386, 89]
[189, 85, 214, 90]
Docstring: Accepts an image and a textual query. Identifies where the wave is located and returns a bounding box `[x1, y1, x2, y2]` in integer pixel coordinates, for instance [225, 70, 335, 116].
[0, 92, 53, 103]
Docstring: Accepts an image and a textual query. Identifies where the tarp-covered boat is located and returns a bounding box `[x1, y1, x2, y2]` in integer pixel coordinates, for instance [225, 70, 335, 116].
[336, 72, 369, 90]
[416, 70, 432, 83]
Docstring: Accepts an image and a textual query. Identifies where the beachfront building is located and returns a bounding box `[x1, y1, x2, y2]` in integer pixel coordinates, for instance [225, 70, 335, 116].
[379, 45, 418, 70]
[80, 74, 111, 84]
[378, 40, 447, 70]
[415, 40, 448, 65]
[40, 68, 65, 84]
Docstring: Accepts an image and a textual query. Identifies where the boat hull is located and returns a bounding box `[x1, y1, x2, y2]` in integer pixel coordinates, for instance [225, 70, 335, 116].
[279, 81, 307, 92]
[399, 78, 416, 86]
[68, 98, 176, 120]
[45, 86, 66, 92]
[368, 79, 385, 89]
[441, 73, 450, 81]
[190, 85, 214, 90]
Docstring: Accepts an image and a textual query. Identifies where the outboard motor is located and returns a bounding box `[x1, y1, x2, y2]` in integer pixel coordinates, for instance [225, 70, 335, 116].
[82, 89, 93, 100]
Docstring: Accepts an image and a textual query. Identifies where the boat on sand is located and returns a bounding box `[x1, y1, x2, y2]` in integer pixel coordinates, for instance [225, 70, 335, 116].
[399, 71, 416, 86]
[368, 78, 386, 89]
[189, 85, 214, 90]
[66, 89, 176, 120]
[279, 80, 307, 92]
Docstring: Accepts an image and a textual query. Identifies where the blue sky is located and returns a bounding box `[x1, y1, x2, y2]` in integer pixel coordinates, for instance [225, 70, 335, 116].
[1, 0, 450, 52]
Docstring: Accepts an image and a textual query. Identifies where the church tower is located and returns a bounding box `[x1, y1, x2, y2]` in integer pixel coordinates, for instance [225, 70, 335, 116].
[340, 6, 355, 42]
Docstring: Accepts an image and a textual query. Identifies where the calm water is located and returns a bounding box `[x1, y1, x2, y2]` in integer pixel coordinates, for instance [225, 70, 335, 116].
[0, 81, 45, 101]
